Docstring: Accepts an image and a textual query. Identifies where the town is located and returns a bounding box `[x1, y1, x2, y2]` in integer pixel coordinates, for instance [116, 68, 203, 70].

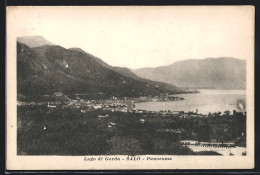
[18, 92, 186, 114]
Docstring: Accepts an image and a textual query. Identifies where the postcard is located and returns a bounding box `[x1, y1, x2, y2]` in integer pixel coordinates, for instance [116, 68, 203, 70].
[6, 6, 255, 170]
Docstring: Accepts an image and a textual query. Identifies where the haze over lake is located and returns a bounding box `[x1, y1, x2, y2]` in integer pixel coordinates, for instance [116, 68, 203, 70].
[135, 89, 246, 114]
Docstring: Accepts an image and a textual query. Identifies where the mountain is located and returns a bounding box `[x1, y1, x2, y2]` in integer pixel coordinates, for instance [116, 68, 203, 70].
[133, 58, 246, 89]
[68, 47, 112, 68]
[68, 48, 179, 92]
[17, 36, 54, 47]
[17, 41, 179, 98]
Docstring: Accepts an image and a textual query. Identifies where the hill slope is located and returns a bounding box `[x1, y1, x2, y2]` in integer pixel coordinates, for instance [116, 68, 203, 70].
[133, 58, 246, 89]
[17, 42, 178, 98]
[68, 47, 179, 92]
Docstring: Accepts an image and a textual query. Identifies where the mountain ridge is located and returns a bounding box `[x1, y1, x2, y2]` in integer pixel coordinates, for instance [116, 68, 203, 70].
[68, 47, 179, 91]
[17, 40, 179, 98]
[133, 57, 246, 89]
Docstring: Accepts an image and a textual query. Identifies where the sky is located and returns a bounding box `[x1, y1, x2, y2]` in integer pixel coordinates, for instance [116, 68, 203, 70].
[8, 6, 254, 69]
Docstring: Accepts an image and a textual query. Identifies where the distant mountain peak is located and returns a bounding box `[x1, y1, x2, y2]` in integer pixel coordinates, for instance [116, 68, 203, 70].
[133, 57, 246, 90]
[17, 36, 54, 48]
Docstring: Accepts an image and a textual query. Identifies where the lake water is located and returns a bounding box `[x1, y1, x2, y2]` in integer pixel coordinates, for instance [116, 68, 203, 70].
[135, 89, 246, 114]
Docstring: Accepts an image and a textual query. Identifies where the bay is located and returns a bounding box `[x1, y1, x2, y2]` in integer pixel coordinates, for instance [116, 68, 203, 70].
[134, 89, 246, 114]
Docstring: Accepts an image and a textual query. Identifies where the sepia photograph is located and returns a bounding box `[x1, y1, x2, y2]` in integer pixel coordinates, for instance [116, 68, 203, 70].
[6, 6, 255, 170]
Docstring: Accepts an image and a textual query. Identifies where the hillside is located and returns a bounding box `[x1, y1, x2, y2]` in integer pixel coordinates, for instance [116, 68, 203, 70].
[17, 42, 178, 98]
[133, 58, 246, 89]
[68, 47, 179, 92]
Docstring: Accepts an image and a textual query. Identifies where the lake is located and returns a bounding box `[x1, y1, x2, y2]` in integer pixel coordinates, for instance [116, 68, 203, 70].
[134, 89, 246, 114]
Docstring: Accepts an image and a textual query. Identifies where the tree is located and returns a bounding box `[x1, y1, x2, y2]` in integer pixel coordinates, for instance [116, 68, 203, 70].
[224, 110, 230, 116]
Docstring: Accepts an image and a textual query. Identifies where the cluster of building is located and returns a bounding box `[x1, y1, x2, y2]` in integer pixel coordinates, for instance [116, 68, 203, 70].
[180, 140, 246, 156]
[18, 92, 206, 119]
[180, 140, 235, 148]
[134, 95, 184, 103]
